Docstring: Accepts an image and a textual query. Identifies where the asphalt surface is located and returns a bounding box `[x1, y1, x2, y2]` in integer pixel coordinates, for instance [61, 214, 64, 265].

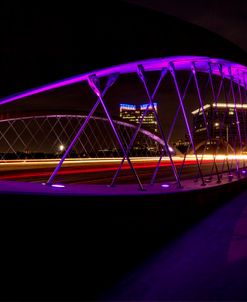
[0, 157, 238, 185]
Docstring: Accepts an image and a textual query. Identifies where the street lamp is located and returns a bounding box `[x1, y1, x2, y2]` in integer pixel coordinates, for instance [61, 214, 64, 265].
[59, 144, 65, 152]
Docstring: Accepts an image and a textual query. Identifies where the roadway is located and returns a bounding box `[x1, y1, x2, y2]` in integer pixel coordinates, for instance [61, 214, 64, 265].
[0, 156, 237, 185]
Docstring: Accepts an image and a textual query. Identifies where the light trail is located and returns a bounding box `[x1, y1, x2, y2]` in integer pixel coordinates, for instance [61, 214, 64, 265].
[0, 157, 176, 166]
[0, 158, 224, 180]
[0, 154, 244, 183]
[0, 154, 246, 166]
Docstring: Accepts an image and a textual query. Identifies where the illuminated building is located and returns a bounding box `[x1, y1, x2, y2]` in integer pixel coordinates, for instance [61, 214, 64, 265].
[120, 103, 158, 133]
[120, 104, 139, 124]
[174, 139, 190, 154]
[192, 103, 247, 151]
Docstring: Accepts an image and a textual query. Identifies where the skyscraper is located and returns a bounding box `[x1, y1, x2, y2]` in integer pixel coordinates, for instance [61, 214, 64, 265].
[191, 102, 247, 152]
[119, 103, 158, 133]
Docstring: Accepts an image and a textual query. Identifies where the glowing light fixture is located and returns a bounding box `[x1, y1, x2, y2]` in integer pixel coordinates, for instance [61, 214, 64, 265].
[59, 145, 65, 151]
[120, 104, 136, 110]
[140, 103, 158, 110]
[51, 184, 65, 188]
[213, 103, 247, 109]
[192, 103, 247, 115]
[191, 104, 211, 115]
[161, 184, 170, 188]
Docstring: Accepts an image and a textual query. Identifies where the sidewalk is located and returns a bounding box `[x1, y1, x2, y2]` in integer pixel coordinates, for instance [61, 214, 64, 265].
[104, 188, 247, 301]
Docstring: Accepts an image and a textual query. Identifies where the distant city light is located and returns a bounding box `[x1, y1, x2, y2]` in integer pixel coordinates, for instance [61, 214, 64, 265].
[191, 103, 247, 115]
[214, 122, 220, 127]
[213, 103, 247, 109]
[140, 103, 157, 110]
[59, 144, 65, 151]
[191, 104, 211, 115]
[120, 104, 136, 110]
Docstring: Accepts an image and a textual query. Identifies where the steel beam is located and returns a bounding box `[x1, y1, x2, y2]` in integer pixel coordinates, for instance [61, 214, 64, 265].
[169, 62, 205, 186]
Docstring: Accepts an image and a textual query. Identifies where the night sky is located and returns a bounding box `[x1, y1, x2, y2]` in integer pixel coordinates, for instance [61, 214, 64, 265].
[128, 0, 247, 53]
[0, 0, 246, 140]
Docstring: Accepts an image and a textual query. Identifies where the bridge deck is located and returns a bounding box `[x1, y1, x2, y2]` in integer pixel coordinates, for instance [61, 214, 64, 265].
[0, 169, 246, 300]
[103, 184, 247, 301]
[0, 171, 245, 196]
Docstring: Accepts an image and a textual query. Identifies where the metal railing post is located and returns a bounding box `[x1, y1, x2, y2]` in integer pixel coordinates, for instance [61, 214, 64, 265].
[46, 74, 118, 185]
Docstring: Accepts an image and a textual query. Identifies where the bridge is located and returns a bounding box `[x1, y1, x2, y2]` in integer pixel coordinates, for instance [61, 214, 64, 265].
[1, 55, 247, 301]
[0, 55, 247, 193]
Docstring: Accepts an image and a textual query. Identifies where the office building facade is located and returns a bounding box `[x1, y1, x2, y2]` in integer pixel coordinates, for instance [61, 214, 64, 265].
[120, 103, 158, 133]
[192, 103, 247, 152]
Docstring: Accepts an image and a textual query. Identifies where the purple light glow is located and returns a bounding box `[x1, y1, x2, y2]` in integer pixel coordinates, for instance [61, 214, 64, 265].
[51, 184, 65, 188]
[161, 184, 170, 188]
[0, 56, 246, 106]
[242, 170, 247, 174]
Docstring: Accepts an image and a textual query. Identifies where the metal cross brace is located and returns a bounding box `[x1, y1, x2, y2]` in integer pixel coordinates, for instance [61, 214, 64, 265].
[138, 65, 181, 188]
[88, 73, 144, 190]
[151, 71, 193, 186]
[46, 73, 119, 186]
[169, 62, 206, 186]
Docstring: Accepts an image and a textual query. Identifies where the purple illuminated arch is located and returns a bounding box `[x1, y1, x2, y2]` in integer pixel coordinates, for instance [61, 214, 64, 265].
[0, 56, 246, 106]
